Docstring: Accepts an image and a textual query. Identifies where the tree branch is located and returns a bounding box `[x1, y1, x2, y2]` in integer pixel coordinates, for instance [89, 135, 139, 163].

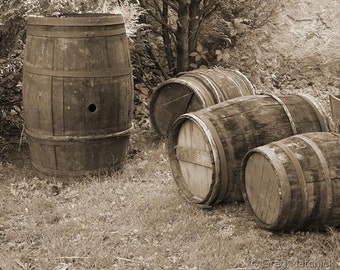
[146, 43, 170, 80]
[162, 1, 175, 73]
[163, 0, 179, 12]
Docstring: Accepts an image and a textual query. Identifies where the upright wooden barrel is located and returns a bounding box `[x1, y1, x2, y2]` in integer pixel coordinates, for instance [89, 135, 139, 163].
[23, 14, 134, 176]
[241, 132, 340, 231]
[168, 94, 330, 207]
[149, 69, 255, 137]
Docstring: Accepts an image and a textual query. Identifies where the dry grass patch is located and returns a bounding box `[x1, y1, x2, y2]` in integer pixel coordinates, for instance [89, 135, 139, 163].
[0, 132, 340, 270]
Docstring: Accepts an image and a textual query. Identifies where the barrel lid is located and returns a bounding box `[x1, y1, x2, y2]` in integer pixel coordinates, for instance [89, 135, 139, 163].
[149, 78, 205, 137]
[170, 116, 216, 204]
[168, 113, 228, 206]
[242, 150, 283, 229]
[26, 13, 124, 26]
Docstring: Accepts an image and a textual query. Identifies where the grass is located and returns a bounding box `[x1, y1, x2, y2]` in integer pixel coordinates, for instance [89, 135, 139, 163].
[0, 128, 339, 270]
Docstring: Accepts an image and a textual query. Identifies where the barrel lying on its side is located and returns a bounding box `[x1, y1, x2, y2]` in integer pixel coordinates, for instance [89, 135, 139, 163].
[168, 94, 330, 207]
[149, 69, 255, 137]
[23, 14, 134, 176]
[241, 132, 340, 231]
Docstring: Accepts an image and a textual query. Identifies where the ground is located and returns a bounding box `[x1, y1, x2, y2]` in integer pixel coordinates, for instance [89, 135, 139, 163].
[0, 0, 340, 269]
[1, 129, 340, 270]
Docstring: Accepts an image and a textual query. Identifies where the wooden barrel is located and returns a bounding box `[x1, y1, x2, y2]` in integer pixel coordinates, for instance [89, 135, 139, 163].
[23, 14, 133, 176]
[149, 69, 255, 137]
[168, 94, 330, 207]
[241, 132, 340, 231]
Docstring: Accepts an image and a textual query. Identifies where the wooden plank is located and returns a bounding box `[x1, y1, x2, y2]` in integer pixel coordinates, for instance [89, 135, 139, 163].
[244, 150, 285, 228]
[37, 75, 53, 135]
[152, 84, 195, 136]
[106, 34, 129, 68]
[63, 78, 86, 135]
[85, 78, 100, 134]
[330, 95, 340, 124]
[51, 77, 64, 135]
[175, 146, 212, 168]
[177, 120, 213, 201]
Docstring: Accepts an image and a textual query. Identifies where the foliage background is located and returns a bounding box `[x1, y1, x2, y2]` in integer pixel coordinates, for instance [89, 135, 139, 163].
[0, 0, 339, 149]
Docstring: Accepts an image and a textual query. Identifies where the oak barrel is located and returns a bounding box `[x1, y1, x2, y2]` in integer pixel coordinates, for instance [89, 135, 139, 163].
[149, 69, 255, 137]
[168, 94, 330, 207]
[23, 14, 133, 176]
[241, 132, 340, 231]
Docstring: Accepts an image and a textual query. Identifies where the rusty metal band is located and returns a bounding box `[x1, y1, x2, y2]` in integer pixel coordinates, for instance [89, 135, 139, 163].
[25, 126, 132, 145]
[171, 77, 213, 107]
[272, 141, 309, 229]
[26, 26, 126, 38]
[188, 71, 226, 103]
[294, 134, 333, 224]
[26, 15, 125, 26]
[23, 66, 132, 78]
[332, 132, 340, 138]
[232, 69, 256, 95]
[297, 94, 330, 132]
[268, 94, 298, 135]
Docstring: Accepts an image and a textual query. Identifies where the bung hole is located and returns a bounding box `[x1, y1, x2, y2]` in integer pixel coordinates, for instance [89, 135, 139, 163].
[88, 103, 97, 113]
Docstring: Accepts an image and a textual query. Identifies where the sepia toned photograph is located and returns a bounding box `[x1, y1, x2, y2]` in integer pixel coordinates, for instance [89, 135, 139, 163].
[0, 0, 339, 269]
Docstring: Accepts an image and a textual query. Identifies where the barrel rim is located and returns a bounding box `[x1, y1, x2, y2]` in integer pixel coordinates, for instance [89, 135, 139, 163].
[149, 78, 207, 137]
[168, 112, 224, 207]
[296, 94, 330, 132]
[179, 72, 225, 103]
[258, 93, 330, 133]
[26, 13, 125, 26]
[231, 69, 256, 95]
